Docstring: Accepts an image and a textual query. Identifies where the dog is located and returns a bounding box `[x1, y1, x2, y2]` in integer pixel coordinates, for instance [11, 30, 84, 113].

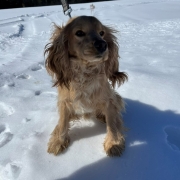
[44, 16, 128, 156]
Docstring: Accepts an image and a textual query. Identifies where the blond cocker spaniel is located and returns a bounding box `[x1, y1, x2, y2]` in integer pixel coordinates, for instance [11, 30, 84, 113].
[45, 16, 128, 156]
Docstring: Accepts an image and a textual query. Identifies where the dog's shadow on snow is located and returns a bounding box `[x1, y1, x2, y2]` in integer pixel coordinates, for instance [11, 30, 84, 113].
[68, 118, 106, 146]
[56, 98, 180, 180]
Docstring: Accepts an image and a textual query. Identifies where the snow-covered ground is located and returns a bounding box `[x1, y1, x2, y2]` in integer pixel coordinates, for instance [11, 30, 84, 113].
[0, 0, 180, 179]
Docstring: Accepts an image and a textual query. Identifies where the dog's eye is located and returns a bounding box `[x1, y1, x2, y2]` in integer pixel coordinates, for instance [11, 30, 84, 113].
[75, 30, 86, 37]
[99, 31, 105, 36]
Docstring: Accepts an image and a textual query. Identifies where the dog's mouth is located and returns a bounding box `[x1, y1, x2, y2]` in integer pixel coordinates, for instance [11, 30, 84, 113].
[85, 54, 108, 64]
[69, 49, 108, 64]
[96, 55, 103, 58]
[75, 55, 106, 65]
[83, 48, 108, 59]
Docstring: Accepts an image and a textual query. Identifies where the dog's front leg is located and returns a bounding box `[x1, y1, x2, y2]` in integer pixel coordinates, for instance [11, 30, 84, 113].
[47, 102, 70, 155]
[104, 102, 125, 157]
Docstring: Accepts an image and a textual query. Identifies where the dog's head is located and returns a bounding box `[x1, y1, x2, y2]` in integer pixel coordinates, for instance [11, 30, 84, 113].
[45, 16, 127, 88]
[65, 16, 109, 63]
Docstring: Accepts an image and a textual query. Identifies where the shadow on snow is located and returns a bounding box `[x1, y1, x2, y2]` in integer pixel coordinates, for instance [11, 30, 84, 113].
[57, 98, 180, 180]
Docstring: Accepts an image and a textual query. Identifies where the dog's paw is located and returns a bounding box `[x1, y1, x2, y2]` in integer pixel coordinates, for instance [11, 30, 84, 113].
[104, 136, 125, 157]
[47, 136, 70, 155]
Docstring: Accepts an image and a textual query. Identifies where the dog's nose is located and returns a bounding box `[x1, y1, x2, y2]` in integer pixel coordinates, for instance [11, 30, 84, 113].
[94, 40, 107, 53]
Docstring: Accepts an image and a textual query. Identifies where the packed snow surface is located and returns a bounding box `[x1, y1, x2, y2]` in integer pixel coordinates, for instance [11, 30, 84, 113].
[0, 0, 180, 179]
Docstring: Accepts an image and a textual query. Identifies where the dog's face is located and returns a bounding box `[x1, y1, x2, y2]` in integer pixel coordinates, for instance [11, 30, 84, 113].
[67, 16, 109, 63]
[45, 15, 128, 88]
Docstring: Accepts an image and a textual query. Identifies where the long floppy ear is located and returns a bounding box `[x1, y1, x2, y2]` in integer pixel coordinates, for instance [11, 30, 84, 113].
[104, 26, 128, 88]
[44, 24, 71, 88]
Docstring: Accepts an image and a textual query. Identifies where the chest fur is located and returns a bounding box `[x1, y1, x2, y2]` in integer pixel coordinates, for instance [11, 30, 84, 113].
[70, 66, 106, 115]
[70, 77, 102, 115]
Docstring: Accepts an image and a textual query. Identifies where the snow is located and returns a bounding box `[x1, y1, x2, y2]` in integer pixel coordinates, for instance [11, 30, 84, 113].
[0, 0, 180, 179]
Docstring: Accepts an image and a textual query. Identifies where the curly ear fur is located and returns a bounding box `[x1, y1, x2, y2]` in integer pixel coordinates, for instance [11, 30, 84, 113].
[104, 26, 128, 88]
[44, 24, 72, 88]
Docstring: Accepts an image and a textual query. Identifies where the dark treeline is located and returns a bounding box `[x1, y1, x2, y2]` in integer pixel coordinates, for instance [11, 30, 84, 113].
[0, 0, 111, 9]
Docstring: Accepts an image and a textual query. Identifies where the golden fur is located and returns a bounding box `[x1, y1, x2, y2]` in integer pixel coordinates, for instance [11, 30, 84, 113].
[44, 16, 128, 156]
